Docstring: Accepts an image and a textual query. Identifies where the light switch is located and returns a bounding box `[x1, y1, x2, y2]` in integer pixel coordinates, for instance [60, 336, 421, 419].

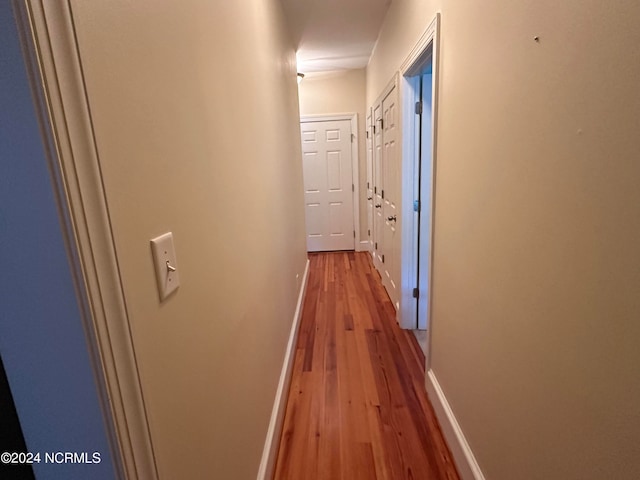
[150, 232, 180, 301]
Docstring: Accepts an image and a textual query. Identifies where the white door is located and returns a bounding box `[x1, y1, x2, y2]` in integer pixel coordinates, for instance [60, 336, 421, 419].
[301, 120, 355, 252]
[372, 104, 384, 271]
[366, 111, 374, 253]
[381, 87, 400, 308]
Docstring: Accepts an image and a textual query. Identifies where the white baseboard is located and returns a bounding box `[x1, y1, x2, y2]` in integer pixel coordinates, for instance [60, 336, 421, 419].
[425, 369, 485, 480]
[256, 259, 310, 480]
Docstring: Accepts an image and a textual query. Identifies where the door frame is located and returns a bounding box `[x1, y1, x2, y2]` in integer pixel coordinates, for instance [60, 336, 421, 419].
[376, 77, 402, 310]
[398, 13, 440, 338]
[371, 102, 384, 272]
[370, 75, 399, 284]
[365, 108, 374, 254]
[299, 113, 362, 251]
[14, 2, 158, 478]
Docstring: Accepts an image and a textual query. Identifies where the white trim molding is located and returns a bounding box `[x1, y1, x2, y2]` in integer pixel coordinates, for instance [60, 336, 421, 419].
[426, 370, 485, 480]
[398, 12, 441, 334]
[17, 2, 158, 478]
[257, 259, 310, 480]
[370, 74, 401, 311]
[373, 72, 399, 109]
[400, 13, 440, 75]
[365, 107, 374, 253]
[300, 114, 361, 251]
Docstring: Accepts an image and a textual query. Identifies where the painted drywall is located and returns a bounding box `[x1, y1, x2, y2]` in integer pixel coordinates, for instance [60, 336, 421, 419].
[298, 69, 369, 242]
[67, 0, 308, 478]
[367, 0, 439, 106]
[0, 3, 117, 479]
[368, 0, 640, 478]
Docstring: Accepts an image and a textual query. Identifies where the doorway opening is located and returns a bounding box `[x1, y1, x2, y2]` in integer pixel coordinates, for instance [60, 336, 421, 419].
[414, 59, 434, 332]
[398, 14, 439, 361]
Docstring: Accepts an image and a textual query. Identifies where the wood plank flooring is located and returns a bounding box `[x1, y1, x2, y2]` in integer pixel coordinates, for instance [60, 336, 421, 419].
[274, 252, 459, 480]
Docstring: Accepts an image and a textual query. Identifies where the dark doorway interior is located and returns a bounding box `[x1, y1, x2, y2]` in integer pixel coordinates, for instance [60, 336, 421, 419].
[0, 355, 35, 479]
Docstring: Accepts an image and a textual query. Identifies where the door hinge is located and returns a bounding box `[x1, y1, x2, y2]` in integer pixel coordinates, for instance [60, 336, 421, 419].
[351, 133, 355, 143]
[368, 229, 371, 237]
[413, 200, 420, 212]
[367, 181, 370, 189]
[353, 230, 356, 238]
[366, 130, 369, 138]
[375, 242, 378, 250]
[352, 184, 355, 192]
[374, 186, 377, 194]
[413, 287, 419, 299]
[382, 254, 385, 263]
[381, 189, 385, 200]
[380, 119, 384, 130]
[373, 125, 376, 134]
[415, 101, 423, 115]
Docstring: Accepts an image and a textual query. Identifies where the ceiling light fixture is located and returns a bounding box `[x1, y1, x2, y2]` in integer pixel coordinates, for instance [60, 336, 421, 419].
[297, 73, 305, 84]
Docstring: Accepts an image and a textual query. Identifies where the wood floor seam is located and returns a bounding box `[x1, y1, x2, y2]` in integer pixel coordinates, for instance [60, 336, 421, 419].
[274, 252, 459, 480]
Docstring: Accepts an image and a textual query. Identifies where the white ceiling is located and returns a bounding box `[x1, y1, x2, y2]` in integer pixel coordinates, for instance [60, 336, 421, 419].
[280, 0, 392, 75]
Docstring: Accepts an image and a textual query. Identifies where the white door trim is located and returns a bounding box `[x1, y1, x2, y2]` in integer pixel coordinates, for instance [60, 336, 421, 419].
[373, 74, 400, 110]
[365, 108, 374, 254]
[300, 114, 362, 251]
[17, 2, 158, 478]
[398, 13, 487, 480]
[380, 83, 401, 311]
[399, 13, 440, 336]
[371, 102, 384, 272]
[371, 76, 400, 313]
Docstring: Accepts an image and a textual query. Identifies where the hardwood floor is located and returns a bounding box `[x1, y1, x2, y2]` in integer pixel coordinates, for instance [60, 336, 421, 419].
[273, 252, 459, 480]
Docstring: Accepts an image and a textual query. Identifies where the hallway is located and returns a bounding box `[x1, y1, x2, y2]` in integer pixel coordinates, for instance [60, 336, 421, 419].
[274, 252, 459, 479]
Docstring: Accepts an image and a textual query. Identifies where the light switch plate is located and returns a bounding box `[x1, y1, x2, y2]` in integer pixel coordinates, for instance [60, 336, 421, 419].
[150, 232, 180, 301]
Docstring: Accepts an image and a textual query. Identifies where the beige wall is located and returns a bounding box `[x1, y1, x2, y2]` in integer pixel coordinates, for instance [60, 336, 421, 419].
[69, 0, 307, 478]
[299, 69, 369, 242]
[367, 0, 439, 106]
[369, 0, 640, 479]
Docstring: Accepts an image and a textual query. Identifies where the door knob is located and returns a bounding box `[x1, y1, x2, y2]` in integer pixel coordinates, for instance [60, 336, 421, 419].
[387, 215, 397, 222]
[375, 204, 381, 208]
[367, 197, 372, 200]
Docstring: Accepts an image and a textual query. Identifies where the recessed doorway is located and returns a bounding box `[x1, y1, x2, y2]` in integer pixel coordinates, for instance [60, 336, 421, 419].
[398, 14, 440, 361]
